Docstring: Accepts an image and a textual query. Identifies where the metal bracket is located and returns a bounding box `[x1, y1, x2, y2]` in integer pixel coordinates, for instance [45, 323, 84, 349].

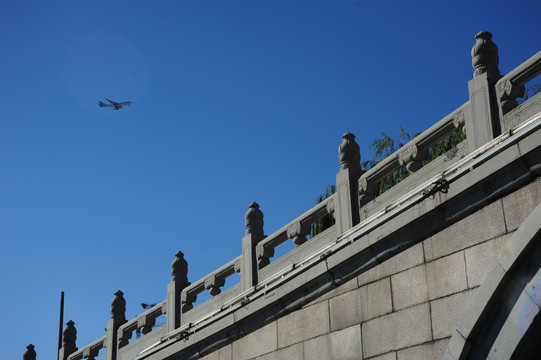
[422, 179, 450, 198]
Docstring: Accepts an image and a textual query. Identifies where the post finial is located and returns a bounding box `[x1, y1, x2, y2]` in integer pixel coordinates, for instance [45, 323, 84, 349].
[471, 31, 501, 81]
[172, 251, 189, 284]
[245, 202, 264, 237]
[111, 290, 126, 322]
[23, 344, 36, 360]
[339, 132, 361, 170]
[61, 320, 77, 360]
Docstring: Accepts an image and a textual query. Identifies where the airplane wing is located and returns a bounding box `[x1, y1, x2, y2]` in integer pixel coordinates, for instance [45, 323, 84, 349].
[105, 98, 119, 106]
[99, 101, 114, 108]
[119, 101, 132, 107]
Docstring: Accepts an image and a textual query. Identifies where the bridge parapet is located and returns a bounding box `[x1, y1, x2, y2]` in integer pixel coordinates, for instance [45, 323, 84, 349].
[60, 31, 541, 360]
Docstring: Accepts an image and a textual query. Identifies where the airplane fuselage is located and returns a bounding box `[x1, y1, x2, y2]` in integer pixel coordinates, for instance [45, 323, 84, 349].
[99, 98, 132, 110]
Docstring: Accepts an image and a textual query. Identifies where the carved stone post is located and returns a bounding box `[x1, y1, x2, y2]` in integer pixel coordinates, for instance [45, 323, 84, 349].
[467, 31, 502, 150]
[23, 344, 36, 360]
[241, 202, 265, 291]
[167, 251, 189, 332]
[106, 290, 126, 360]
[58, 320, 77, 360]
[335, 132, 362, 235]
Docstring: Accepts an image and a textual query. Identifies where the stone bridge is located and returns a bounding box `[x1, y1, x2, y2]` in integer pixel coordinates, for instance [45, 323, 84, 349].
[24, 31, 541, 360]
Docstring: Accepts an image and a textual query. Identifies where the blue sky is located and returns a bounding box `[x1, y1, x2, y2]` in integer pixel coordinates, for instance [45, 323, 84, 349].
[1, 0, 540, 358]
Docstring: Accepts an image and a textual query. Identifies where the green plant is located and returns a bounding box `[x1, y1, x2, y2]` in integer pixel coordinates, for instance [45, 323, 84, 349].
[311, 185, 336, 237]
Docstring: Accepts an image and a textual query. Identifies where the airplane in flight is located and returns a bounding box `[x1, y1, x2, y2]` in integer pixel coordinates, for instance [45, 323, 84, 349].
[99, 98, 132, 110]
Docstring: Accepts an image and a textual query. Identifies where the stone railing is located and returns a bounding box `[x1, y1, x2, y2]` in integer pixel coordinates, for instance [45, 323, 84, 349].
[358, 102, 468, 218]
[66, 336, 106, 360]
[496, 50, 541, 131]
[51, 31, 540, 360]
[117, 300, 167, 348]
[180, 256, 242, 325]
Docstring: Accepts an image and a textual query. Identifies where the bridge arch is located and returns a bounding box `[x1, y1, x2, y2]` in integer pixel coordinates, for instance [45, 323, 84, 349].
[445, 201, 541, 359]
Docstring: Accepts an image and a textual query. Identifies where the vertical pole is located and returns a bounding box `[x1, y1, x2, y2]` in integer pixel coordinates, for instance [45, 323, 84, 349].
[57, 291, 64, 360]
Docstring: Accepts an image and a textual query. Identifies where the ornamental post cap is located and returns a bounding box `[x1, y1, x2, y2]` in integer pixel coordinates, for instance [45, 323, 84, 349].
[339, 132, 360, 170]
[471, 30, 500, 80]
[245, 202, 264, 236]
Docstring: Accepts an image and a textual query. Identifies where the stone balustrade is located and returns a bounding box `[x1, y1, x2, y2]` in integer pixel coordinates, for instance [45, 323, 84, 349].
[67, 336, 105, 360]
[256, 194, 336, 268]
[496, 51, 541, 130]
[117, 300, 167, 348]
[42, 31, 541, 360]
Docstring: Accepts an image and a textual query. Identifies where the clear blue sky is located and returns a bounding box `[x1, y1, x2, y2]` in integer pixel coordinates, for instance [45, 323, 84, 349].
[1, 1, 539, 358]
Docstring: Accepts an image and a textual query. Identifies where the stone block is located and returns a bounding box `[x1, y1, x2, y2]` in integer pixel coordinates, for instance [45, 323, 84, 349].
[330, 325, 363, 360]
[430, 289, 476, 340]
[360, 277, 392, 321]
[330, 288, 361, 331]
[391, 264, 428, 310]
[362, 303, 432, 358]
[426, 252, 468, 300]
[464, 234, 509, 288]
[423, 200, 506, 262]
[397, 338, 449, 360]
[443, 329, 468, 360]
[358, 243, 424, 286]
[303, 325, 362, 360]
[308, 277, 358, 306]
[232, 321, 277, 360]
[199, 344, 232, 360]
[303, 333, 331, 360]
[277, 300, 329, 348]
[502, 172, 541, 232]
[368, 352, 397, 360]
[255, 343, 303, 360]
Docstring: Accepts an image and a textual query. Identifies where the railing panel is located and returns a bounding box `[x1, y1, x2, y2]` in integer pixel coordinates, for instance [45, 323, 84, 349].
[181, 257, 241, 314]
[67, 336, 106, 360]
[360, 139, 468, 220]
[181, 283, 243, 325]
[258, 224, 337, 282]
[256, 195, 336, 269]
[117, 301, 166, 349]
[117, 325, 166, 360]
[497, 51, 541, 130]
[502, 90, 541, 132]
[359, 102, 469, 211]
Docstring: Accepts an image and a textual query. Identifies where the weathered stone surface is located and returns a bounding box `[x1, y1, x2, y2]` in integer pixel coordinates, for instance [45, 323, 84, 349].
[277, 300, 329, 348]
[303, 325, 362, 360]
[329, 326, 363, 360]
[329, 288, 361, 331]
[199, 344, 232, 360]
[426, 252, 468, 300]
[397, 338, 449, 360]
[362, 303, 432, 358]
[255, 343, 302, 360]
[232, 321, 277, 360]
[391, 264, 428, 310]
[423, 200, 506, 261]
[430, 289, 476, 339]
[464, 234, 509, 288]
[369, 352, 397, 360]
[307, 277, 358, 306]
[358, 243, 424, 286]
[303, 334, 332, 360]
[501, 178, 541, 232]
[360, 277, 392, 321]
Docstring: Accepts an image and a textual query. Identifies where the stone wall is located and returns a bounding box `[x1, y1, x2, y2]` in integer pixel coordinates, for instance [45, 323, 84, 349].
[199, 177, 541, 360]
